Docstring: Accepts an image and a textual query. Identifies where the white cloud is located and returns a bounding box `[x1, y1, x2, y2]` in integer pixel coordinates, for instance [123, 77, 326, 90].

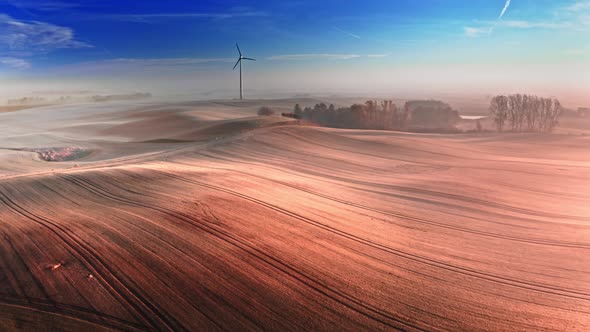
[367, 54, 390, 58]
[267, 54, 362, 61]
[469, 18, 571, 38]
[0, 14, 92, 51]
[101, 58, 234, 65]
[481, 1, 590, 36]
[552, 2, 590, 31]
[464, 27, 487, 37]
[0, 57, 31, 69]
[102, 11, 268, 22]
[498, 20, 571, 29]
[50, 57, 236, 74]
[567, 1, 590, 11]
[0, 0, 80, 11]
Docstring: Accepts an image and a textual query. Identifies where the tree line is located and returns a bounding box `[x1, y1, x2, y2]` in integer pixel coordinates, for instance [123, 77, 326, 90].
[284, 101, 411, 131]
[282, 100, 460, 132]
[489, 94, 562, 133]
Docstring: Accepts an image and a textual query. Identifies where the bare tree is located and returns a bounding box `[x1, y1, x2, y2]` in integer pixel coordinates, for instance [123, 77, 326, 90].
[293, 104, 302, 118]
[490, 94, 562, 133]
[489, 95, 509, 132]
[525, 96, 540, 132]
[548, 99, 561, 132]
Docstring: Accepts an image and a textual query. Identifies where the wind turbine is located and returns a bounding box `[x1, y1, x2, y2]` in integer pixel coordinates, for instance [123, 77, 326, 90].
[233, 44, 255, 100]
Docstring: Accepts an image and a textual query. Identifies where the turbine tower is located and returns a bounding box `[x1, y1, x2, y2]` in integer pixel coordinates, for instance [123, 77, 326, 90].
[233, 44, 255, 100]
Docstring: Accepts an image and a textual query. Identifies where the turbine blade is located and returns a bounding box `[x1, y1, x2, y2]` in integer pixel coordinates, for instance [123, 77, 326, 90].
[236, 44, 242, 56]
[242, 57, 256, 61]
[233, 58, 241, 70]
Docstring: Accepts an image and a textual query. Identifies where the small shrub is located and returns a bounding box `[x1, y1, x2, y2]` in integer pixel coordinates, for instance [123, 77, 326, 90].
[281, 112, 300, 119]
[257, 106, 275, 116]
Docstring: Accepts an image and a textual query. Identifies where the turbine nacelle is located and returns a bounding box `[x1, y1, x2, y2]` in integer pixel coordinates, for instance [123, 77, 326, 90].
[233, 44, 255, 70]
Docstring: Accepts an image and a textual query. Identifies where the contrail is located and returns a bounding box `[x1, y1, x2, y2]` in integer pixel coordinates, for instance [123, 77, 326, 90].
[499, 0, 511, 19]
[333, 27, 360, 39]
[489, 0, 512, 34]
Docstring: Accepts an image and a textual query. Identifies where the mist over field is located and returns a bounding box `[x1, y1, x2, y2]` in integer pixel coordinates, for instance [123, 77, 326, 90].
[2, 60, 589, 109]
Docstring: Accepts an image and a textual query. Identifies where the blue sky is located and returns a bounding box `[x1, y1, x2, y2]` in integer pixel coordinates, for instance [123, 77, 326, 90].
[0, 0, 589, 104]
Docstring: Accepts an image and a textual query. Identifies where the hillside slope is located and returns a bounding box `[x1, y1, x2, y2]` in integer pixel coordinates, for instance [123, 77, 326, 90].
[0, 101, 589, 331]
